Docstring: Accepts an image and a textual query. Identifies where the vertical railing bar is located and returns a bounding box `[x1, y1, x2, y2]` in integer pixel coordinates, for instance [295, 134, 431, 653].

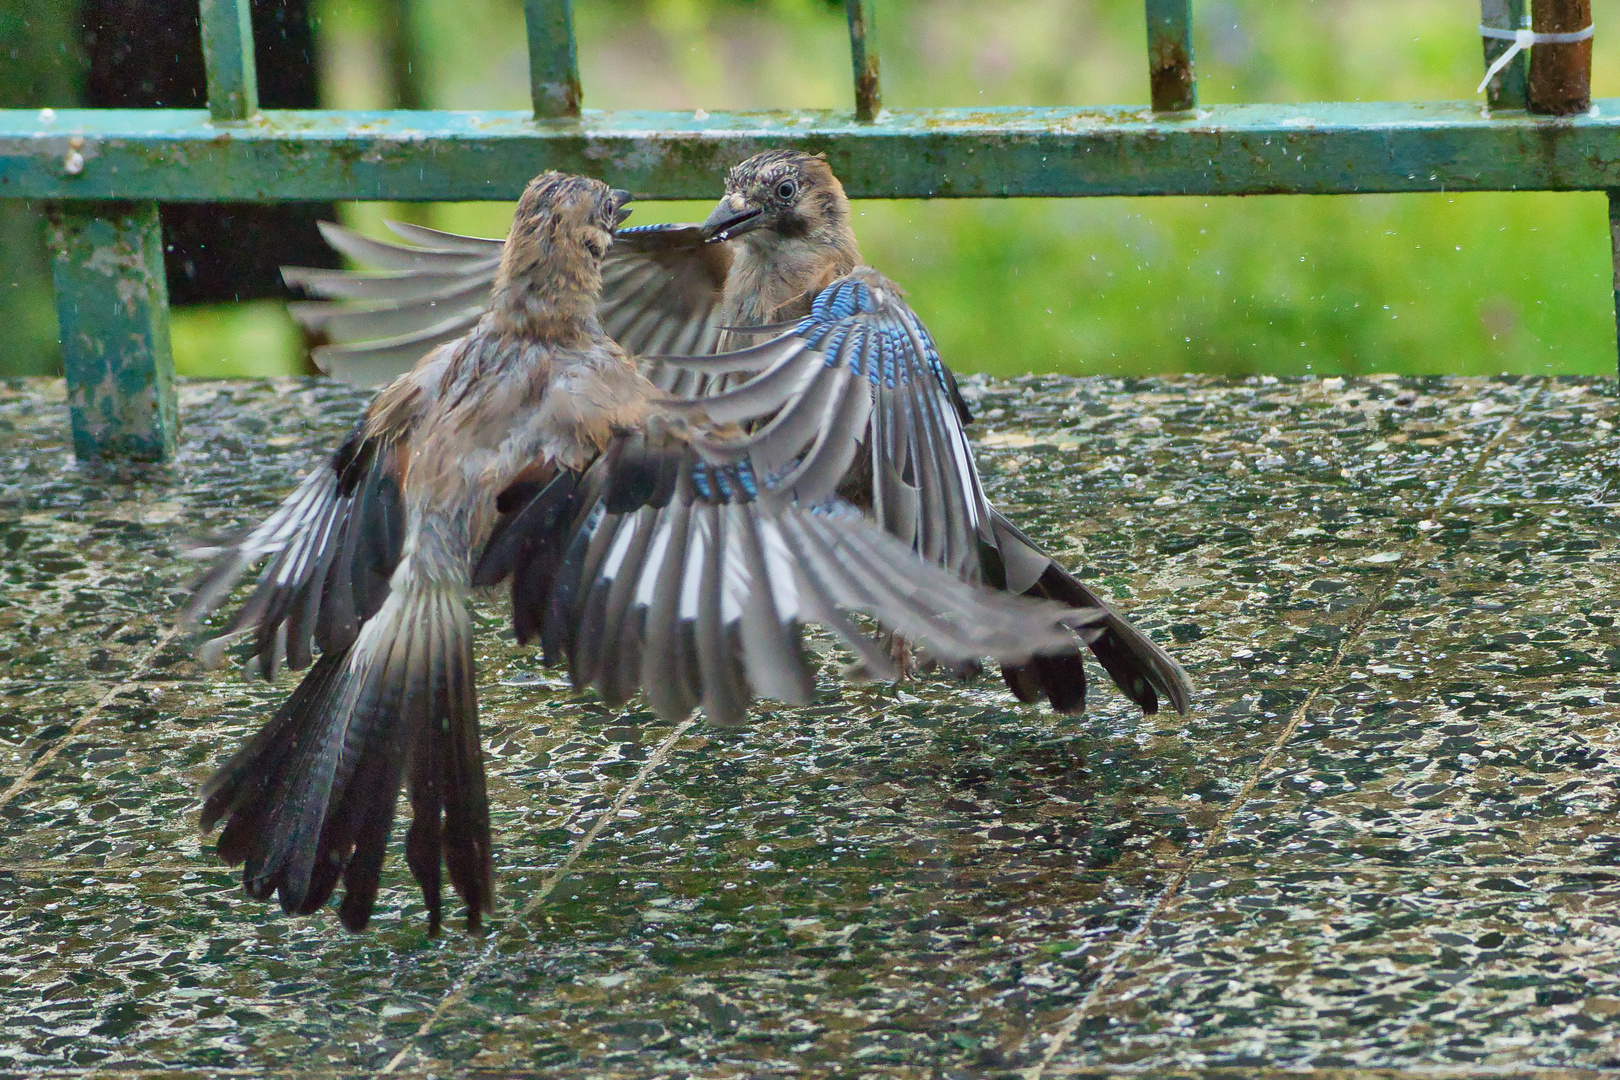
[525, 0, 582, 120]
[380, 0, 427, 111]
[1145, 0, 1196, 113]
[1479, 0, 1529, 109]
[1526, 0, 1592, 115]
[198, 0, 259, 122]
[845, 0, 881, 122]
[46, 202, 179, 462]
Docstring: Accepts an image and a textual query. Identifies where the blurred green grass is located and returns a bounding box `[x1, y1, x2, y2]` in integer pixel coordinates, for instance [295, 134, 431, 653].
[6, 0, 1619, 378]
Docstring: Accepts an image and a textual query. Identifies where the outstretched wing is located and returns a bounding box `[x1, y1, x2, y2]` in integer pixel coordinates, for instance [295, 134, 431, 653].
[284, 221, 728, 386]
[283, 221, 501, 387]
[653, 268, 1194, 715]
[473, 425, 1095, 727]
[190, 355, 490, 937]
[652, 267, 990, 582]
[985, 509, 1193, 716]
[181, 365, 437, 677]
[598, 225, 731, 357]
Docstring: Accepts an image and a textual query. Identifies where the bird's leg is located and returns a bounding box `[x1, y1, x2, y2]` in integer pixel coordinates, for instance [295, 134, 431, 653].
[889, 632, 916, 678]
[839, 629, 915, 684]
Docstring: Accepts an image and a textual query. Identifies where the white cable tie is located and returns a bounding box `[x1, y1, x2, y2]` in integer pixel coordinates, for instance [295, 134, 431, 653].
[1477, 24, 1595, 94]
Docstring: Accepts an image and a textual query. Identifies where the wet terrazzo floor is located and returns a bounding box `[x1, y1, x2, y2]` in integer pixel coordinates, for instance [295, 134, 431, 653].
[0, 373, 1618, 1079]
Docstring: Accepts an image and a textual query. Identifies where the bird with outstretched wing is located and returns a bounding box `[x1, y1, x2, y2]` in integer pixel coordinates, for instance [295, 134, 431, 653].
[283, 150, 1192, 716]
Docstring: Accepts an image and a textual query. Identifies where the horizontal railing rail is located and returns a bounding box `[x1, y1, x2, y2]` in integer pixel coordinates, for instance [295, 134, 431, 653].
[2, 0, 1615, 460]
[5, 103, 1620, 201]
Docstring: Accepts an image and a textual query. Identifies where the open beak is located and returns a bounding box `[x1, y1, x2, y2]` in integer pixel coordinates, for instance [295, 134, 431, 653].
[701, 194, 764, 242]
[611, 188, 633, 227]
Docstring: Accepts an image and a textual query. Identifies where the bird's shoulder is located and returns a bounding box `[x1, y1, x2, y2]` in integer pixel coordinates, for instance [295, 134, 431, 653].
[359, 339, 457, 446]
[804, 265, 914, 324]
[796, 265, 935, 363]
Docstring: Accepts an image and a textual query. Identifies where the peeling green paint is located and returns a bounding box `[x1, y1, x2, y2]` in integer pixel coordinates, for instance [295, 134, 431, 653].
[44, 201, 177, 462]
[1145, 0, 1197, 113]
[9, 92, 1620, 462]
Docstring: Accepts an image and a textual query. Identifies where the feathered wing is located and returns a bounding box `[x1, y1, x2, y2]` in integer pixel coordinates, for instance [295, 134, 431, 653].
[187, 361, 493, 933]
[282, 224, 1192, 715]
[655, 269, 989, 580]
[283, 221, 502, 387]
[474, 423, 1099, 727]
[283, 221, 728, 387]
[984, 509, 1192, 716]
[181, 413, 411, 678]
[652, 268, 1194, 715]
[598, 224, 731, 358]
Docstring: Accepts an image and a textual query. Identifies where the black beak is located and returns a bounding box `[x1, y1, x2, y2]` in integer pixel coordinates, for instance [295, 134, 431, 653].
[701, 195, 764, 242]
[611, 188, 633, 227]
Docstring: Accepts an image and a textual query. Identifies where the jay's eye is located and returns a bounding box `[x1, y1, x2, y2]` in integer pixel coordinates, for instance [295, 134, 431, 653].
[775, 179, 798, 201]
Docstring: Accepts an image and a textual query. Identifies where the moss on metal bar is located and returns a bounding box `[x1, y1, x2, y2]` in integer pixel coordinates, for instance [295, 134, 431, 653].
[3, 102, 1618, 203]
[45, 201, 178, 462]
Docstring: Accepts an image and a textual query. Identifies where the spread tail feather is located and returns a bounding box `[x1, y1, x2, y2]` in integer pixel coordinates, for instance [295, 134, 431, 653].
[199, 581, 491, 932]
[988, 509, 1192, 716]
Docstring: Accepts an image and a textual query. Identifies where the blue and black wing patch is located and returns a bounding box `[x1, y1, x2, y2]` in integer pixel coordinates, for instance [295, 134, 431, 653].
[474, 424, 1093, 727]
[651, 267, 991, 582]
[652, 268, 1194, 717]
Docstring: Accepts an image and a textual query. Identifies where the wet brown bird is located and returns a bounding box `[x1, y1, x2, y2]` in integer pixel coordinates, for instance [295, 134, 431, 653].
[286, 151, 1193, 717]
[188, 172, 1102, 933]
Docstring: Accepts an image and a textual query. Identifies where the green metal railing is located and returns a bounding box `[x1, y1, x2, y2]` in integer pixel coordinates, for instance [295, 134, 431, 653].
[1, 0, 1617, 460]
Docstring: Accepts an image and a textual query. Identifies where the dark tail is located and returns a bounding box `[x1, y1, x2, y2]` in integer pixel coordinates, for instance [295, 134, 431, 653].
[987, 509, 1192, 716]
[199, 582, 492, 933]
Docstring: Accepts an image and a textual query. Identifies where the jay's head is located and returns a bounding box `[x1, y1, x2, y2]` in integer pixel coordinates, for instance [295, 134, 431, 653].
[507, 172, 632, 270]
[494, 172, 631, 332]
[703, 150, 851, 249]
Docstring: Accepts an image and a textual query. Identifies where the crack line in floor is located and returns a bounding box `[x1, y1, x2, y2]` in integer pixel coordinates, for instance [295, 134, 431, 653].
[0, 624, 179, 813]
[1024, 403, 1532, 1079]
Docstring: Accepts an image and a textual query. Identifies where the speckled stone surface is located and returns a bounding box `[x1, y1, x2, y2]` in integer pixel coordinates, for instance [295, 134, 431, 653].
[0, 374, 1617, 1079]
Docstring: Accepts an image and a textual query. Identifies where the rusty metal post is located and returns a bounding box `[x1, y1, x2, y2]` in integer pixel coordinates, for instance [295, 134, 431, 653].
[1527, 0, 1591, 115]
[1146, 0, 1196, 113]
[845, 0, 881, 121]
[1479, 0, 1528, 109]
